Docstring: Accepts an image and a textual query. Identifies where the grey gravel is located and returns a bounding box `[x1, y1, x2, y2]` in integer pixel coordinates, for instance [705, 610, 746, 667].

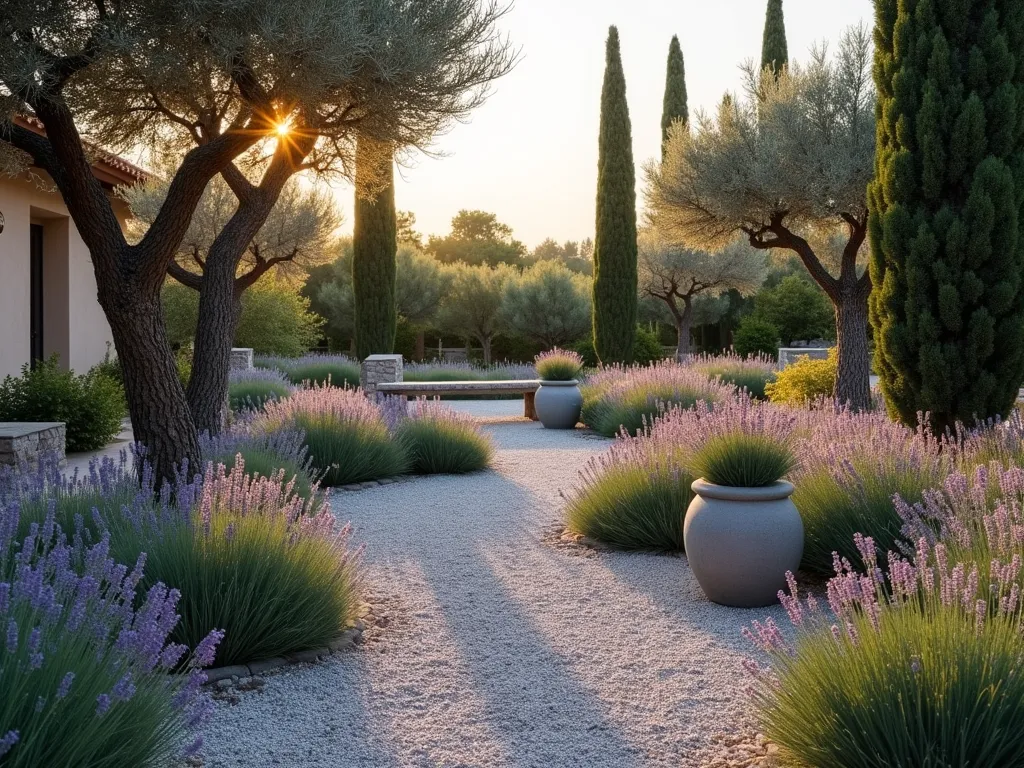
[201, 400, 784, 768]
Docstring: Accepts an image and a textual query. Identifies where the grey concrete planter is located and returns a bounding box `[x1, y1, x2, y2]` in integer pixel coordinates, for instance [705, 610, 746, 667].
[534, 380, 582, 429]
[683, 479, 803, 608]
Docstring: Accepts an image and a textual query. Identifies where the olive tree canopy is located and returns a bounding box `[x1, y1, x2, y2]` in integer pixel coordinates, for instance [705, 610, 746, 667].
[645, 24, 875, 408]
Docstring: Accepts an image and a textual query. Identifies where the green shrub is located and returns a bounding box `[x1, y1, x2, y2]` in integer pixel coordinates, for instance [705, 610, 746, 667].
[632, 325, 664, 365]
[765, 349, 836, 405]
[396, 403, 493, 474]
[228, 380, 291, 412]
[690, 432, 796, 487]
[0, 357, 125, 452]
[749, 274, 834, 345]
[564, 442, 690, 550]
[733, 316, 780, 359]
[286, 362, 360, 388]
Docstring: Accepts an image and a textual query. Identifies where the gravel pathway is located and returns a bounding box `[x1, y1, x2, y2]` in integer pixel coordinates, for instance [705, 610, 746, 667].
[202, 401, 784, 768]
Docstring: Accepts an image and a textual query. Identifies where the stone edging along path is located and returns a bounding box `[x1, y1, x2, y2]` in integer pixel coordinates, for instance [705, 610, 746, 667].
[202, 602, 376, 685]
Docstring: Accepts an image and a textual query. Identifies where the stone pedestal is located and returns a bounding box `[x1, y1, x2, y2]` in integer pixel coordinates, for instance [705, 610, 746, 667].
[0, 422, 66, 468]
[230, 348, 254, 371]
[360, 355, 404, 398]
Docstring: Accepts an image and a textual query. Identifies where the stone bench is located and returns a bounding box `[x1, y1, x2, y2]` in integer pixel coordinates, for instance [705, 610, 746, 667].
[0, 422, 66, 469]
[377, 380, 541, 420]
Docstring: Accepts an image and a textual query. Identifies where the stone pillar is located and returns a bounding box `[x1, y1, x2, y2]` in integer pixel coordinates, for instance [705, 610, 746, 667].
[230, 348, 254, 370]
[360, 354, 404, 399]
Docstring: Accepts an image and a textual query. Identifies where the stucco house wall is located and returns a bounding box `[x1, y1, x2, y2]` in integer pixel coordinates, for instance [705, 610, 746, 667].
[0, 170, 133, 379]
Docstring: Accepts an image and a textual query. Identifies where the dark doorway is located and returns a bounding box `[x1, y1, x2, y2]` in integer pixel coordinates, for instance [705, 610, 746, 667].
[30, 224, 43, 368]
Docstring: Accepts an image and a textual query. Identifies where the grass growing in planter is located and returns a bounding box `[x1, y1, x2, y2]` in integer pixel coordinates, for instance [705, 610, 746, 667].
[394, 400, 494, 475]
[791, 408, 947, 574]
[534, 348, 584, 381]
[228, 367, 292, 412]
[564, 431, 692, 550]
[746, 540, 1024, 768]
[691, 352, 777, 400]
[580, 361, 734, 437]
[256, 384, 407, 486]
[0, 506, 218, 767]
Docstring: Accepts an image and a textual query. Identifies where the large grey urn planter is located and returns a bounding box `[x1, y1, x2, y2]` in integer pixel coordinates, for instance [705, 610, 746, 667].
[683, 478, 803, 608]
[534, 380, 582, 429]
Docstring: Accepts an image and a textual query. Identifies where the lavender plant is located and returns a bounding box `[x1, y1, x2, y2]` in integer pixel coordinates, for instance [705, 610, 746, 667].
[228, 366, 293, 412]
[580, 361, 735, 437]
[255, 384, 407, 485]
[0, 507, 219, 767]
[563, 428, 692, 550]
[745, 539, 1024, 767]
[256, 353, 360, 389]
[393, 400, 494, 475]
[534, 349, 584, 382]
[200, 426, 319, 501]
[690, 352, 777, 400]
[791, 407, 948, 573]
[122, 460, 361, 665]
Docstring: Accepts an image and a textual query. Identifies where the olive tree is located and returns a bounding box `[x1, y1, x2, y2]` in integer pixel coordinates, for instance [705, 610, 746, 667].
[501, 260, 592, 349]
[646, 25, 875, 408]
[437, 263, 514, 364]
[638, 230, 765, 359]
[0, 0, 515, 479]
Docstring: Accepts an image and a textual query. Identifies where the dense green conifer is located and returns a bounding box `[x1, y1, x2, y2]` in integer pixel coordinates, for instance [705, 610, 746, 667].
[593, 26, 638, 365]
[661, 35, 688, 157]
[352, 141, 398, 359]
[760, 0, 788, 76]
[869, 0, 1024, 433]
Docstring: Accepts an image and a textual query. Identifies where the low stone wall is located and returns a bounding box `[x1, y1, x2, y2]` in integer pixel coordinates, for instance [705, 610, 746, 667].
[0, 422, 66, 468]
[360, 354, 404, 399]
[230, 347, 254, 371]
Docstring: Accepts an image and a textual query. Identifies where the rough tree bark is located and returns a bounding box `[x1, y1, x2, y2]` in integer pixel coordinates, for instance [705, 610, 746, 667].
[176, 141, 314, 436]
[745, 211, 871, 410]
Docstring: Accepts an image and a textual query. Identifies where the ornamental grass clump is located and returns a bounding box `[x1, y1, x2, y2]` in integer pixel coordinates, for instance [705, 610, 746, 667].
[563, 428, 692, 551]
[676, 398, 797, 487]
[256, 384, 407, 486]
[227, 367, 293, 412]
[534, 349, 584, 382]
[0, 507, 219, 767]
[791, 407, 948, 574]
[122, 460, 361, 666]
[394, 400, 494, 475]
[580, 361, 734, 437]
[745, 539, 1024, 768]
[691, 352, 777, 400]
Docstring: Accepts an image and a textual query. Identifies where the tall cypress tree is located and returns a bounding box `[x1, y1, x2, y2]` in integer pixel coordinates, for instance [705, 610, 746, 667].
[593, 25, 638, 365]
[352, 140, 398, 360]
[869, 0, 1024, 434]
[661, 35, 688, 157]
[760, 0, 788, 75]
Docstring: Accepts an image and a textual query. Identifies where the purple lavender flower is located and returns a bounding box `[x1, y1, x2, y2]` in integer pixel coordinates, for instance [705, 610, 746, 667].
[95, 693, 111, 716]
[6, 619, 17, 652]
[193, 629, 224, 668]
[56, 671, 75, 699]
[0, 730, 19, 758]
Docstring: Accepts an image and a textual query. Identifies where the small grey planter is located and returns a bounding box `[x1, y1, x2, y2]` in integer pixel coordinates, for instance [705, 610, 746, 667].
[534, 380, 583, 429]
[683, 479, 803, 608]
